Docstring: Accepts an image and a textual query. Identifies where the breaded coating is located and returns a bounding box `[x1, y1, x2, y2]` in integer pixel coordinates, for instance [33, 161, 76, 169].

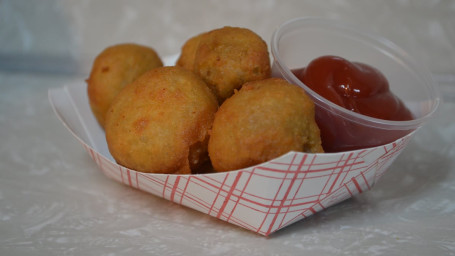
[87, 43, 163, 128]
[176, 33, 205, 71]
[177, 26, 271, 102]
[208, 78, 323, 172]
[105, 66, 218, 174]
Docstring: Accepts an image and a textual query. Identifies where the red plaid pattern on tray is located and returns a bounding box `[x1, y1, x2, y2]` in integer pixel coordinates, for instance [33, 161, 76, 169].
[81, 134, 410, 236]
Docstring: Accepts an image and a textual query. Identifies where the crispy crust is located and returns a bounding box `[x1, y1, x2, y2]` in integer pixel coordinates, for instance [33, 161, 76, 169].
[208, 78, 324, 172]
[177, 27, 271, 102]
[105, 66, 218, 174]
[176, 33, 205, 71]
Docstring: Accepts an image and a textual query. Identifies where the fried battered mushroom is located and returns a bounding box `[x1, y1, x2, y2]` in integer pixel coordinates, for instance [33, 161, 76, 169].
[87, 43, 163, 128]
[177, 27, 271, 102]
[105, 66, 218, 174]
[208, 78, 323, 172]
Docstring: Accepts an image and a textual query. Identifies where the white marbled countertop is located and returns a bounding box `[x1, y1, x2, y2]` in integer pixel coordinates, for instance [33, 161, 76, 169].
[1, 1, 454, 255]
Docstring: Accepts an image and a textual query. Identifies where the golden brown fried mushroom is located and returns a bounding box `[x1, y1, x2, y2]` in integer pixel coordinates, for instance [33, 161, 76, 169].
[105, 66, 218, 174]
[208, 78, 323, 172]
[87, 43, 163, 128]
[177, 27, 271, 102]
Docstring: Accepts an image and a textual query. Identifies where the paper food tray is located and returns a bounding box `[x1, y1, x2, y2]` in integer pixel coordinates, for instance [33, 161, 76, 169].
[48, 75, 413, 237]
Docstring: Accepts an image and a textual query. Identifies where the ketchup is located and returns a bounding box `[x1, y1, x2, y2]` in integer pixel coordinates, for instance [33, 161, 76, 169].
[293, 55, 414, 152]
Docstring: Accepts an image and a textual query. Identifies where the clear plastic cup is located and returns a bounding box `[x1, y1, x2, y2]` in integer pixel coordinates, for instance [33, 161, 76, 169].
[271, 17, 440, 152]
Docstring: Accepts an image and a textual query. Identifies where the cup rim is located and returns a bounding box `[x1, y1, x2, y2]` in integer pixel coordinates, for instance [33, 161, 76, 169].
[271, 17, 441, 130]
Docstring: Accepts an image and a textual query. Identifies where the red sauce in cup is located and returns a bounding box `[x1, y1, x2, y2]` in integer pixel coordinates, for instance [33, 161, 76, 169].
[293, 55, 414, 152]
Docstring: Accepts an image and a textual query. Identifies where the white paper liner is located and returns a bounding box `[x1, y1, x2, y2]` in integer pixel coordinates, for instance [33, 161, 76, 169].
[49, 81, 413, 236]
